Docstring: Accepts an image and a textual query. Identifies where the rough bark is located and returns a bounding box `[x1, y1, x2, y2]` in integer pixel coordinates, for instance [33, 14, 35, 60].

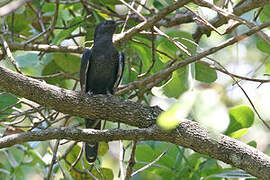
[0, 65, 270, 179]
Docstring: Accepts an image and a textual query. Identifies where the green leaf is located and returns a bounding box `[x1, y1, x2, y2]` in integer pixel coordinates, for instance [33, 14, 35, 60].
[153, 0, 164, 9]
[26, 149, 46, 167]
[15, 53, 51, 76]
[0, 92, 18, 109]
[156, 30, 196, 61]
[98, 142, 109, 156]
[225, 106, 254, 136]
[157, 91, 196, 130]
[6, 146, 25, 168]
[42, 60, 68, 88]
[199, 159, 224, 178]
[229, 128, 248, 139]
[259, 5, 270, 23]
[53, 53, 80, 73]
[136, 143, 178, 169]
[153, 143, 179, 169]
[135, 144, 177, 179]
[13, 166, 25, 180]
[0, 90, 21, 118]
[153, 66, 189, 98]
[92, 168, 114, 180]
[6, 14, 31, 35]
[66, 145, 91, 178]
[53, 16, 85, 45]
[135, 145, 157, 163]
[130, 36, 166, 75]
[256, 39, 270, 54]
[247, 140, 257, 148]
[195, 63, 217, 83]
[213, 170, 255, 178]
[87, 0, 121, 5]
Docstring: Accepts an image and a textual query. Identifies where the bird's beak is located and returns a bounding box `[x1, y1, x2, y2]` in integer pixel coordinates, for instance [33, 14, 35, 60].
[115, 20, 125, 26]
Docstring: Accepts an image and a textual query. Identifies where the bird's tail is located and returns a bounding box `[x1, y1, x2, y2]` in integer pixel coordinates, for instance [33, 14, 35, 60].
[85, 118, 101, 163]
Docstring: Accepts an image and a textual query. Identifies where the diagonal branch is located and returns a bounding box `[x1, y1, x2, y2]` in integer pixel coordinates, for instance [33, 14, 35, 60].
[193, 0, 270, 42]
[114, 0, 193, 45]
[0, 0, 30, 17]
[0, 124, 269, 179]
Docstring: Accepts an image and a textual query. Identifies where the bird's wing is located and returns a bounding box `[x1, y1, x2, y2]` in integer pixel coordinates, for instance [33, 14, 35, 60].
[114, 52, 125, 89]
[80, 49, 92, 92]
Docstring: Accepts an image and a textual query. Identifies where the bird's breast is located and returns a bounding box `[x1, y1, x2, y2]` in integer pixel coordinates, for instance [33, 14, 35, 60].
[87, 53, 118, 93]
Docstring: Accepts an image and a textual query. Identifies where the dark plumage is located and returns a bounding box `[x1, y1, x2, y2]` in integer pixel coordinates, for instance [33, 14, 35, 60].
[80, 20, 125, 163]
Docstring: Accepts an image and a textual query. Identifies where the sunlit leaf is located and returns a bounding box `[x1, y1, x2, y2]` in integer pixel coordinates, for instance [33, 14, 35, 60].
[229, 128, 248, 139]
[259, 5, 270, 23]
[157, 91, 196, 130]
[256, 39, 270, 54]
[225, 106, 254, 136]
[195, 62, 217, 83]
[152, 67, 189, 98]
[98, 142, 109, 156]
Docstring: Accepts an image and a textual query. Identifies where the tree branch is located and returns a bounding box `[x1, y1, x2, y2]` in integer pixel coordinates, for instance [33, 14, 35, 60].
[0, 62, 270, 179]
[0, 0, 30, 17]
[0, 66, 159, 128]
[193, 0, 270, 42]
[0, 124, 269, 179]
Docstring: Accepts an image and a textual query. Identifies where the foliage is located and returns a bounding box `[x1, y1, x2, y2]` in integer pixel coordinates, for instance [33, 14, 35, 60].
[0, 0, 270, 179]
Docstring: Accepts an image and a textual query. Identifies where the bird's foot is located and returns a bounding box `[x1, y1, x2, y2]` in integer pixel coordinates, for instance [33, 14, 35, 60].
[106, 89, 114, 95]
[87, 91, 94, 96]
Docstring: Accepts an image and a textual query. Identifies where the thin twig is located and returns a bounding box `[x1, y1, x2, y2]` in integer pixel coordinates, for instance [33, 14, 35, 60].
[24, 0, 59, 44]
[121, 0, 135, 33]
[153, 26, 191, 57]
[81, 143, 99, 180]
[27, 2, 46, 33]
[46, 140, 60, 180]
[46, 0, 59, 41]
[0, 30, 28, 40]
[125, 141, 137, 180]
[194, 0, 270, 45]
[199, 61, 270, 83]
[116, 19, 270, 95]
[119, 0, 146, 21]
[93, 165, 106, 180]
[0, 35, 23, 74]
[131, 144, 172, 176]
[184, 5, 223, 36]
[119, 140, 125, 180]
[69, 143, 83, 172]
[138, 27, 156, 78]
[208, 57, 270, 130]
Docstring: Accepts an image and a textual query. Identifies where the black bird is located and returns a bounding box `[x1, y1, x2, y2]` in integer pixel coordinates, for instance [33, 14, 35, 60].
[80, 20, 125, 163]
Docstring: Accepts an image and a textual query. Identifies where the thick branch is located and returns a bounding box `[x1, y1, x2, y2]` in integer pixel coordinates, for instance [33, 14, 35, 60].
[0, 66, 159, 128]
[0, 65, 270, 179]
[0, 124, 270, 179]
[0, 0, 30, 17]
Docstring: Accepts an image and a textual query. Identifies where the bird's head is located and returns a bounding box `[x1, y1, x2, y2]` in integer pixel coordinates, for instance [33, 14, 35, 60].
[94, 20, 124, 41]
